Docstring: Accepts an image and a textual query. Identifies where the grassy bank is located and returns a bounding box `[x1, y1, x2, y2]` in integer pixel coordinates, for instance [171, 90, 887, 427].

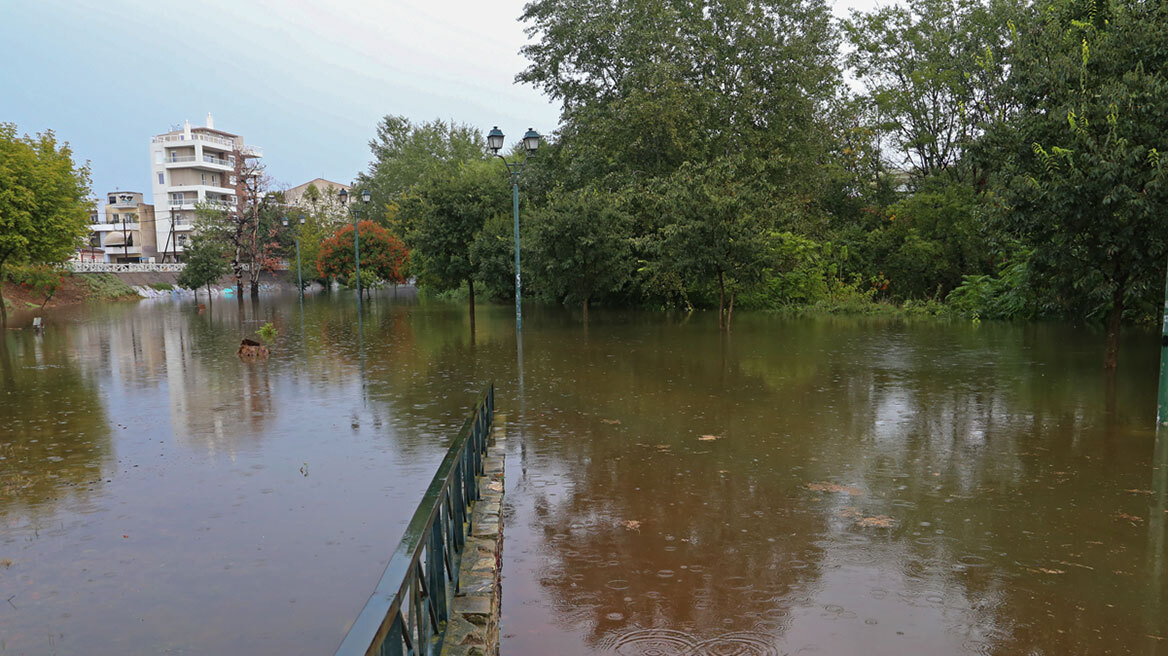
[2, 272, 140, 316]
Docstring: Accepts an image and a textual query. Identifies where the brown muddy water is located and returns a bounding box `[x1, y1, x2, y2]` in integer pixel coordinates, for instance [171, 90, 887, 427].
[0, 292, 1165, 655]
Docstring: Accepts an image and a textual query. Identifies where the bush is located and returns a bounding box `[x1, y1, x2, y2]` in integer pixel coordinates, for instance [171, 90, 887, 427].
[80, 274, 138, 300]
[946, 256, 1035, 320]
[4, 263, 65, 298]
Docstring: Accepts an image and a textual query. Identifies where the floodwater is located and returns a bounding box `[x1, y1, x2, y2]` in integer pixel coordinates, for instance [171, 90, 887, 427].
[0, 293, 1165, 655]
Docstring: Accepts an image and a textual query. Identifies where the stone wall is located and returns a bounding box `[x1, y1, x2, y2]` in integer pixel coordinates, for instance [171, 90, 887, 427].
[441, 428, 506, 656]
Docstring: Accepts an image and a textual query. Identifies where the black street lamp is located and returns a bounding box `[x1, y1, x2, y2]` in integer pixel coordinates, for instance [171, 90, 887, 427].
[338, 187, 372, 311]
[488, 126, 540, 330]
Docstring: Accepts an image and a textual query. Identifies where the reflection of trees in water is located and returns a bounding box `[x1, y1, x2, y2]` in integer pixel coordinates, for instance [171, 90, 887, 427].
[0, 333, 111, 517]
[501, 315, 1162, 653]
[502, 323, 833, 647]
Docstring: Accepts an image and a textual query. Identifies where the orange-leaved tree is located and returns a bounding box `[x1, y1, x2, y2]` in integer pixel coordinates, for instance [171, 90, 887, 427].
[316, 220, 409, 293]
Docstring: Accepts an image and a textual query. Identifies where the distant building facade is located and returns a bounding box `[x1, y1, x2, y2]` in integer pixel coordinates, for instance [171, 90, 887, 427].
[78, 191, 156, 263]
[284, 178, 350, 207]
[148, 113, 262, 261]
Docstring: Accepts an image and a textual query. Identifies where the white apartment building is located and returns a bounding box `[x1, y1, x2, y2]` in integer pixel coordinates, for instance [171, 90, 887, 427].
[148, 114, 261, 261]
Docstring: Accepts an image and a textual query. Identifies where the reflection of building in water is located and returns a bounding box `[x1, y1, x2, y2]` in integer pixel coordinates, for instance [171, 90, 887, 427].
[161, 309, 273, 457]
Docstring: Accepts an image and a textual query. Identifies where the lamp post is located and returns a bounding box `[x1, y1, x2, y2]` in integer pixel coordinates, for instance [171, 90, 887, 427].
[487, 126, 541, 330]
[282, 216, 306, 298]
[338, 187, 372, 311]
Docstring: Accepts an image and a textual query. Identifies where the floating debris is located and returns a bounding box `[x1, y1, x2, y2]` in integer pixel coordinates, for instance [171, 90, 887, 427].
[807, 482, 863, 496]
[840, 507, 896, 528]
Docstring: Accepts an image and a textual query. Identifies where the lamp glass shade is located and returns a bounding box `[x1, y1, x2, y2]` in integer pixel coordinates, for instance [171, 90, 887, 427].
[487, 126, 505, 152]
[281, 219, 288, 227]
[361, 189, 371, 203]
[523, 128, 541, 153]
[337, 188, 348, 204]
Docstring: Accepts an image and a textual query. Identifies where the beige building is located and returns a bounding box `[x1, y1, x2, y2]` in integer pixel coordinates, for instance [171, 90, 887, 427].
[148, 114, 262, 261]
[78, 191, 157, 263]
[284, 178, 350, 207]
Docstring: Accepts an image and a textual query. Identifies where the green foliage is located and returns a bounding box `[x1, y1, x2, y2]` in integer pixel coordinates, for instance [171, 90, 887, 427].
[991, 0, 1168, 365]
[844, 0, 1017, 183]
[256, 322, 278, 342]
[946, 255, 1037, 319]
[80, 274, 137, 301]
[176, 231, 231, 292]
[3, 263, 66, 299]
[645, 157, 777, 325]
[468, 213, 520, 301]
[356, 116, 487, 222]
[528, 188, 632, 310]
[401, 160, 509, 294]
[0, 123, 92, 323]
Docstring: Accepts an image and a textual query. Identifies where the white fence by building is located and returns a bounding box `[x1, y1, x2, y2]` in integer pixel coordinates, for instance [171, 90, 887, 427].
[66, 262, 186, 273]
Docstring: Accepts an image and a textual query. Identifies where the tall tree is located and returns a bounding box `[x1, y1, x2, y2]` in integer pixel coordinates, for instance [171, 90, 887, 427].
[0, 123, 91, 326]
[529, 188, 633, 319]
[648, 157, 776, 330]
[996, 0, 1168, 368]
[400, 160, 509, 325]
[844, 0, 1018, 185]
[176, 231, 230, 305]
[356, 116, 487, 220]
[518, 0, 841, 186]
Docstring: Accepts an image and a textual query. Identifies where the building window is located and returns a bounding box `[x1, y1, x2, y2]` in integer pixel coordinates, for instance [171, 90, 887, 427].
[158, 172, 164, 184]
[108, 195, 116, 204]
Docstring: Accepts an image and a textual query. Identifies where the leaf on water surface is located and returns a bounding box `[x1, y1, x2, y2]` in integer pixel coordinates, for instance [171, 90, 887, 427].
[1123, 489, 1153, 495]
[839, 506, 895, 528]
[1115, 512, 1144, 525]
[601, 419, 622, 425]
[621, 520, 642, 531]
[1054, 560, 1094, 571]
[1026, 567, 1066, 575]
[0, 559, 12, 569]
[807, 482, 863, 496]
[698, 435, 721, 441]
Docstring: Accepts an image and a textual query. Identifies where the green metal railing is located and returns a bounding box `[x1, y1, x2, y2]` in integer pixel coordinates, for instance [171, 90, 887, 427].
[336, 384, 496, 656]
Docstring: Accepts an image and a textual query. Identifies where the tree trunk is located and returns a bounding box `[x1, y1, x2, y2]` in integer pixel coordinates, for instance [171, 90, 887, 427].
[717, 271, 726, 331]
[582, 297, 589, 323]
[1104, 277, 1126, 370]
[467, 278, 476, 330]
[0, 262, 7, 328]
[726, 291, 735, 331]
[250, 279, 259, 297]
[206, 282, 212, 308]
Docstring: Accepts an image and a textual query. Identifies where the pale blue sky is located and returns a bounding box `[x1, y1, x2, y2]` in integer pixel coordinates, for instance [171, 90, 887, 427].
[1, 0, 877, 205]
[0, 0, 560, 202]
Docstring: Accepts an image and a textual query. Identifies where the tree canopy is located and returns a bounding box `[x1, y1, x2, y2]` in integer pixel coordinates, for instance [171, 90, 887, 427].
[0, 123, 91, 324]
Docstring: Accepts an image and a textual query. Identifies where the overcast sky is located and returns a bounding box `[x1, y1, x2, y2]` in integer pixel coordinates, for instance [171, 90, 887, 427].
[1, 0, 884, 204]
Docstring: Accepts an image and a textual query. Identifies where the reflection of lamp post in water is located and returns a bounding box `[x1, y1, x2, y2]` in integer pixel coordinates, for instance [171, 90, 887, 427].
[281, 216, 306, 299]
[337, 187, 372, 311]
[486, 126, 541, 331]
